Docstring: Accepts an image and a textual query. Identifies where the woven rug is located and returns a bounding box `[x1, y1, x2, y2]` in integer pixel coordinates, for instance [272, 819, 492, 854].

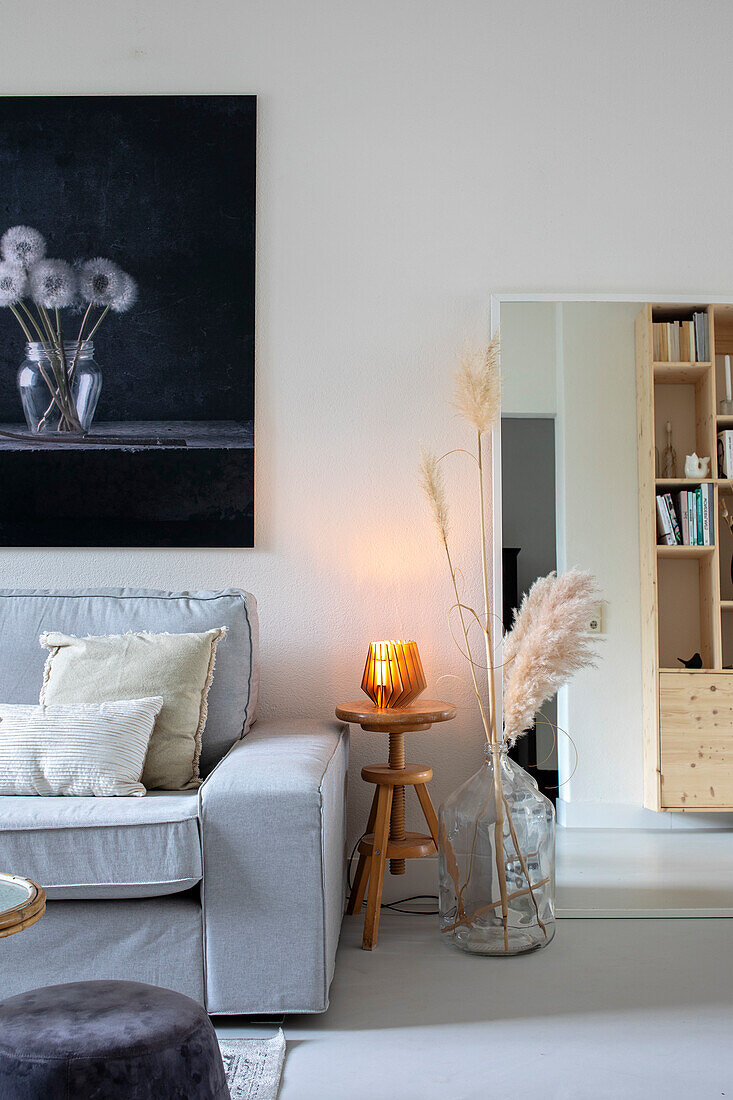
[219, 1031, 286, 1100]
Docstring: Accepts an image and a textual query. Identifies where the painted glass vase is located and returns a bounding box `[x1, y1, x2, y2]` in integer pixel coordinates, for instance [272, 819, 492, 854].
[438, 744, 556, 955]
[17, 341, 102, 435]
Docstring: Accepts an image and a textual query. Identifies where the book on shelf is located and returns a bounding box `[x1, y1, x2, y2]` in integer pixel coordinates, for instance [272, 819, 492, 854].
[699, 486, 708, 545]
[656, 494, 676, 545]
[697, 487, 704, 544]
[657, 485, 714, 546]
[676, 490, 689, 544]
[664, 492, 682, 543]
[718, 430, 733, 478]
[694, 311, 708, 362]
[652, 315, 707, 362]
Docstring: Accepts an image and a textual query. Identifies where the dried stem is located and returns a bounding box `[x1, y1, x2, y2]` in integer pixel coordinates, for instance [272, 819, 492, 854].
[8, 305, 33, 344]
[502, 793, 546, 936]
[85, 304, 109, 343]
[478, 428, 508, 948]
[443, 538, 492, 743]
[441, 875, 550, 933]
[492, 746, 509, 950]
[477, 430, 498, 745]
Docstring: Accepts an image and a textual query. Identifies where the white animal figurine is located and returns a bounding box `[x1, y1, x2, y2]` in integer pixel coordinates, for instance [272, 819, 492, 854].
[684, 453, 710, 478]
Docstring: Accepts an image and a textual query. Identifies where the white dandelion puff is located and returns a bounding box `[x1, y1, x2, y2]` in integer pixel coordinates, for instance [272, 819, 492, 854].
[29, 259, 77, 309]
[110, 271, 138, 313]
[78, 257, 126, 306]
[0, 263, 28, 306]
[1, 226, 46, 267]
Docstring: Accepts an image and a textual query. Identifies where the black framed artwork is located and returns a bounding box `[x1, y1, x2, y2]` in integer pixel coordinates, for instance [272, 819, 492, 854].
[0, 94, 256, 547]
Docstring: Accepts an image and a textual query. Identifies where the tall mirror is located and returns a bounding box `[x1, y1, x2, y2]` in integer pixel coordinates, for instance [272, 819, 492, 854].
[500, 298, 733, 828]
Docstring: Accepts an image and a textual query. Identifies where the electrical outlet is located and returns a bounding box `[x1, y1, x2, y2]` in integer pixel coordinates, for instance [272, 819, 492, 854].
[587, 603, 604, 635]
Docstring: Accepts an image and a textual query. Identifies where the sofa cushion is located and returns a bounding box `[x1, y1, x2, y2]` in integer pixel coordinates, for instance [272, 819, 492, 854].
[0, 791, 202, 899]
[40, 629, 225, 790]
[0, 698, 163, 797]
[0, 588, 259, 776]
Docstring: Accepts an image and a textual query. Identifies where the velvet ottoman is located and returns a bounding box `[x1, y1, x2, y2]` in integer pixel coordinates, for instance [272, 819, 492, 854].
[0, 980, 229, 1099]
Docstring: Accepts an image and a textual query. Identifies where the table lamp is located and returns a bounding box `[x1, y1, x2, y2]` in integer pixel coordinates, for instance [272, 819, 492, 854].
[361, 640, 426, 709]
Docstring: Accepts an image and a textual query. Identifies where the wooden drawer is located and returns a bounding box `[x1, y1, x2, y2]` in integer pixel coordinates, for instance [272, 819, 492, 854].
[659, 672, 733, 809]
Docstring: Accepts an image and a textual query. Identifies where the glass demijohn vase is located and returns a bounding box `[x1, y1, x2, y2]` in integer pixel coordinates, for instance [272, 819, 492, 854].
[439, 743, 556, 955]
[17, 341, 102, 435]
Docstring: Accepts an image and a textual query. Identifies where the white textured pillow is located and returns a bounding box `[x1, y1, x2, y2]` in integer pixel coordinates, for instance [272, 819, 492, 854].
[0, 698, 163, 797]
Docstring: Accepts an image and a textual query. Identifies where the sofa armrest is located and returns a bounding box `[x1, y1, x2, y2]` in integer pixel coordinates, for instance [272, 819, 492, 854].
[199, 718, 349, 1014]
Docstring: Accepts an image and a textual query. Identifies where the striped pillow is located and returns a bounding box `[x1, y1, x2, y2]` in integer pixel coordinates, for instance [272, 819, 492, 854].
[0, 699, 163, 797]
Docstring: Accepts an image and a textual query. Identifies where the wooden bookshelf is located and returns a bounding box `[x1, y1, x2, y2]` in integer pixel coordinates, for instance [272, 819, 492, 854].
[637, 302, 733, 811]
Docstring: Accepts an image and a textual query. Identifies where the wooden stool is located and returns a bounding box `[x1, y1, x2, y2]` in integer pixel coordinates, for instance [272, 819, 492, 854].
[335, 699, 456, 950]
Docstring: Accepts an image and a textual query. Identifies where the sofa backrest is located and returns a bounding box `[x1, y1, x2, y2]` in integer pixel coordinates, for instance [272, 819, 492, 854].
[0, 588, 259, 777]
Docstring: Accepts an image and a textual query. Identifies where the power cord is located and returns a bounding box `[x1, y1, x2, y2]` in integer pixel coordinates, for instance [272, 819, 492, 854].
[347, 833, 439, 916]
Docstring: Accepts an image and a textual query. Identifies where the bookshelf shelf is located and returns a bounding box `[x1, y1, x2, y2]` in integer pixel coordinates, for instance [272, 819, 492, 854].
[655, 478, 714, 488]
[658, 666, 714, 673]
[656, 545, 715, 558]
[636, 302, 733, 812]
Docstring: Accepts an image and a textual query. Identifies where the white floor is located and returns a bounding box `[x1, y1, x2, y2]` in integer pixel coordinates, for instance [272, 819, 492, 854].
[215, 829, 733, 1098]
[556, 827, 733, 915]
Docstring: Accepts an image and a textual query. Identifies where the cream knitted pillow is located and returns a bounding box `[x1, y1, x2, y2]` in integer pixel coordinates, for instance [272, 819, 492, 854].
[0, 699, 163, 797]
[40, 628, 226, 790]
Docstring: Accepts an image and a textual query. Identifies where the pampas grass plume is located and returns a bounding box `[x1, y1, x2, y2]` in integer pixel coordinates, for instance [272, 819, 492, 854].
[452, 329, 501, 434]
[502, 569, 600, 743]
[419, 446, 450, 544]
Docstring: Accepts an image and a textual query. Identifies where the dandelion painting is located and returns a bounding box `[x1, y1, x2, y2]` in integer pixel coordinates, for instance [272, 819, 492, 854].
[0, 95, 256, 547]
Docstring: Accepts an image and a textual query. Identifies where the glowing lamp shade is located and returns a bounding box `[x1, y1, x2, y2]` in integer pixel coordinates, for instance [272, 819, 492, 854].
[361, 640, 427, 709]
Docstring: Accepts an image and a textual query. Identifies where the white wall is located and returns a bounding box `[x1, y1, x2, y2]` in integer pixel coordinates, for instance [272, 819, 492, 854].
[4, 0, 733, 839]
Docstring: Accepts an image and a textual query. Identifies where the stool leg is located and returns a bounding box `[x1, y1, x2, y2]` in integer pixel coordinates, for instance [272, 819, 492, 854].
[388, 731, 406, 875]
[346, 788, 379, 915]
[416, 783, 440, 849]
[362, 783, 393, 950]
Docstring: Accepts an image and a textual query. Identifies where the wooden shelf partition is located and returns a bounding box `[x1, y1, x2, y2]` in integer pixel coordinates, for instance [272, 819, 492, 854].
[653, 362, 710, 383]
[636, 302, 733, 811]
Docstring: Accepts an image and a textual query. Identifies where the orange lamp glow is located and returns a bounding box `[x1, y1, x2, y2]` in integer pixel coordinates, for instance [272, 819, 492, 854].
[361, 640, 427, 709]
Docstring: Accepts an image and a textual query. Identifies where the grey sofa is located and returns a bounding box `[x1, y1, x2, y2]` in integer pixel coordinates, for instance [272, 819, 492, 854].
[0, 589, 349, 1014]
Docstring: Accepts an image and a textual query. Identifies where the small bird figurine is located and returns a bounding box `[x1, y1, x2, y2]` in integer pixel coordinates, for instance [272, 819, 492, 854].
[684, 453, 711, 479]
[677, 652, 703, 669]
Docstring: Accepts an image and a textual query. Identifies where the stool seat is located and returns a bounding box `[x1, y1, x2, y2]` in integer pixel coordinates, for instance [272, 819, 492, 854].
[358, 831, 437, 860]
[0, 981, 228, 1099]
[361, 762, 433, 786]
